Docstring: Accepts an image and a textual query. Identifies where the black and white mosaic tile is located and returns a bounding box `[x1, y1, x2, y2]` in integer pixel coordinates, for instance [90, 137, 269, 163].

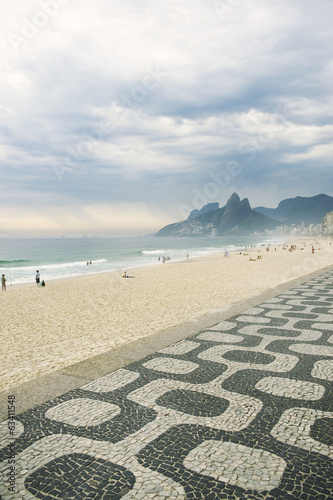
[1, 271, 333, 499]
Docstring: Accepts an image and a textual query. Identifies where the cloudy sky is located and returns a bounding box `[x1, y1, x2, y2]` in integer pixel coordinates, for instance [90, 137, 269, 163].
[1, 0, 333, 236]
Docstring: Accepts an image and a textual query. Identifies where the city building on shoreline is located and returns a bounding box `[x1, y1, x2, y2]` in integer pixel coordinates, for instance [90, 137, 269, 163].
[322, 211, 333, 235]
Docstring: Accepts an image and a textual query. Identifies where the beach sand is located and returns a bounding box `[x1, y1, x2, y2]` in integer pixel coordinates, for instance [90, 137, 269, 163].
[1, 238, 332, 391]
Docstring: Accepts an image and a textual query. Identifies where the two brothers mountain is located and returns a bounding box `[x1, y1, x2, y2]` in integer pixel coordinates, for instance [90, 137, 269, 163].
[155, 193, 333, 237]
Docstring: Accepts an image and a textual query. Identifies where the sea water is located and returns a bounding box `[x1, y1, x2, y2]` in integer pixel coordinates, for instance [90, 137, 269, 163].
[0, 236, 281, 286]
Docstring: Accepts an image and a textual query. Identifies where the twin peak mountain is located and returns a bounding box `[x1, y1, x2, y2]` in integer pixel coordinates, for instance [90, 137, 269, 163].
[155, 193, 333, 237]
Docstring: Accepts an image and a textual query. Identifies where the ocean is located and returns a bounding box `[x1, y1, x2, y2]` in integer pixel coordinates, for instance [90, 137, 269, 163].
[0, 236, 282, 286]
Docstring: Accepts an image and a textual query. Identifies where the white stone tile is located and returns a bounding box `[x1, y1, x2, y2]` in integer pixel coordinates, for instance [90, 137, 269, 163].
[242, 308, 264, 315]
[81, 369, 140, 393]
[158, 341, 200, 355]
[197, 332, 243, 343]
[312, 323, 333, 331]
[289, 344, 333, 356]
[45, 398, 121, 426]
[184, 440, 286, 491]
[261, 304, 292, 310]
[255, 377, 325, 401]
[143, 357, 199, 374]
[312, 360, 333, 381]
[236, 316, 271, 324]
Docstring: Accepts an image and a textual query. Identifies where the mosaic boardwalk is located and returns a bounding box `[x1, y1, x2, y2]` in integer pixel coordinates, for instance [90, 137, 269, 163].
[1, 271, 333, 499]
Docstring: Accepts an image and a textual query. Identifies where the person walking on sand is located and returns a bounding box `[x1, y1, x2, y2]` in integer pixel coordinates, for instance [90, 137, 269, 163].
[35, 270, 40, 286]
[1, 274, 6, 291]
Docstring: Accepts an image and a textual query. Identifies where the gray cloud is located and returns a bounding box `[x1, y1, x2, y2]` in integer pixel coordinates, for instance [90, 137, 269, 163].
[0, 0, 333, 235]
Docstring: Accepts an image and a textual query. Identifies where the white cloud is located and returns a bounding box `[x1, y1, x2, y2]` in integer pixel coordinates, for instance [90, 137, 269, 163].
[281, 142, 333, 164]
[0, 0, 333, 233]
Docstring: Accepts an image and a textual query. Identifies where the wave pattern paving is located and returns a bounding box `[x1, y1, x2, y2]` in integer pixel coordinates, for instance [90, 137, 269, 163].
[1, 271, 333, 498]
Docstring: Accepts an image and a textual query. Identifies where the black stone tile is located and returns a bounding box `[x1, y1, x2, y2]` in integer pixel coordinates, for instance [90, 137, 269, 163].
[310, 417, 333, 446]
[25, 454, 135, 499]
[156, 389, 229, 417]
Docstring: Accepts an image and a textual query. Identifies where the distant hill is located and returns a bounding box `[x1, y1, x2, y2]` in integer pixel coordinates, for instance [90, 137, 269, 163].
[155, 193, 279, 237]
[254, 194, 333, 226]
[187, 202, 219, 220]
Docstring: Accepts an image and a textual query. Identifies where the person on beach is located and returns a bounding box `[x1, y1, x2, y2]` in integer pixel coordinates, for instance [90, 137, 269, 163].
[1, 274, 6, 291]
[123, 271, 128, 278]
[35, 270, 40, 285]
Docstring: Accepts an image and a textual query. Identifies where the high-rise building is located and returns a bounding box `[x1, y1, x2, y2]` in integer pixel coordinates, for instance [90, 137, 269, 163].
[322, 211, 333, 234]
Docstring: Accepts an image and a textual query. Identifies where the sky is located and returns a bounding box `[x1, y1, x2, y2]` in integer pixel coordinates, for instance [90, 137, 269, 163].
[1, 0, 333, 237]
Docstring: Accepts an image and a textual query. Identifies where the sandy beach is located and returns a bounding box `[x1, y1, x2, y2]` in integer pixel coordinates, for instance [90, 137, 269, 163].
[1, 238, 332, 391]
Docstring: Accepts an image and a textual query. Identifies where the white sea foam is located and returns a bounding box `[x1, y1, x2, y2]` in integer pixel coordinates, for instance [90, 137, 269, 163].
[0, 236, 284, 285]
[140, 249, 166, 255]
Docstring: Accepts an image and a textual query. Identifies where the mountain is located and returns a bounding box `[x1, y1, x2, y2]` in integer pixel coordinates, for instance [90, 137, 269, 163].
[155, 193, 279, 237]
[254, 194, 333, 225]
[187, 202, 219, 220]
